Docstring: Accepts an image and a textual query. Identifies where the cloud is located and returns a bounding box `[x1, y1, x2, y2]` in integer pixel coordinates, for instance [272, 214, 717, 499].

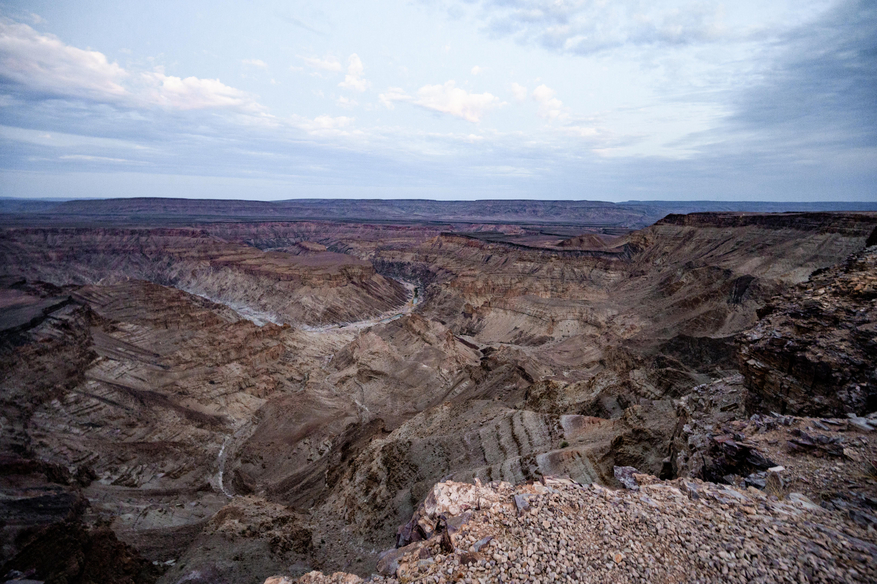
[301, 55, 343, 72]
[0, 20, 265, 115]
[471, 65, 483, 75]
[510, 82, 528, 102]
[310, 115, 353, 129]
[291, 114, 356, 136]
[142, 71, 263, 112]
[380, 81, 500, 122]
[563, 124, 599, 138]
[0, 19, 128, 100]
[379, 87, 410, 109]
[241, 58, 268, 69]
[471, 0, 724, 55]
[338, 54, 369, 92]
[59, 154, 140, 163]
[532, 84, 565, 120]
[414, 81, 500, 122]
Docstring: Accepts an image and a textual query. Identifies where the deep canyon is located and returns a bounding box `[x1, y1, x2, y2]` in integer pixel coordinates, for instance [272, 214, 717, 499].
[1, 201, 876, 584]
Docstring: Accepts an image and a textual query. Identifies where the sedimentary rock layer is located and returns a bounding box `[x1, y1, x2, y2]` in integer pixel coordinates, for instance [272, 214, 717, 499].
[0, 228, 408, 326]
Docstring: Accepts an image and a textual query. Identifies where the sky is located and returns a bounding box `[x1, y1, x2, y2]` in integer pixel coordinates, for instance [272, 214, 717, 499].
[0, 0, 874, 201]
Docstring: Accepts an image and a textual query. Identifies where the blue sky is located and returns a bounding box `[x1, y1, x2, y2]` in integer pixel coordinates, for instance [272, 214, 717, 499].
[0, 0, 874, 201]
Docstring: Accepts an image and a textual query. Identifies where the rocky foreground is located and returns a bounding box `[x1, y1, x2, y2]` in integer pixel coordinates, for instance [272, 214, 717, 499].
[268, 412, 877, 584]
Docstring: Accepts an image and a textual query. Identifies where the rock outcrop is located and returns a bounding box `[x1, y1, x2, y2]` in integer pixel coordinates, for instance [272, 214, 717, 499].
[273, 447, 877, 583]
[740, 244, 877, 416]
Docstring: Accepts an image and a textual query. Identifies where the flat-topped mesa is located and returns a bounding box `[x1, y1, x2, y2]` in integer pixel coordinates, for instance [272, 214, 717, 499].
[430, 232, 634, 260]
[294, 241, 330, 253]
[627, 212, 876, 288]
[655, 211, 877, 234]
[0, 227, 408, 326]
[555, 232, 620, 250]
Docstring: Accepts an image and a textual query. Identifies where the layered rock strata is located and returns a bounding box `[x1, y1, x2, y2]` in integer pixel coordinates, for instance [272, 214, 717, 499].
[0, 228, 408, 326]
[2, 212, 876, 583]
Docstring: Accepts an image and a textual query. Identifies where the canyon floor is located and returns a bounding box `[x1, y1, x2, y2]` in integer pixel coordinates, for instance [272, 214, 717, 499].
[1, 205, 876, 583]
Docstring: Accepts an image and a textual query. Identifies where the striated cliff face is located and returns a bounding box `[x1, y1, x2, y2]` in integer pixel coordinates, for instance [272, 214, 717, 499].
[656, 211, 877, 232]
[361, 213, 873, 343]
[0, 228, 408, 326]
[1, 211, 876, 583]
[320, 400, 677, 540]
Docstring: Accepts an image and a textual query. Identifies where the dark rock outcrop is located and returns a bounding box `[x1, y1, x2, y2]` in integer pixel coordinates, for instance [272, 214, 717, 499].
[740, 245, 877, 416]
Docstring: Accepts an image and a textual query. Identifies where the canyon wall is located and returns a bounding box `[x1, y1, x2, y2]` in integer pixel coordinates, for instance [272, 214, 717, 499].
[0, 228, 408, 326]
[1, 211, 875, 583]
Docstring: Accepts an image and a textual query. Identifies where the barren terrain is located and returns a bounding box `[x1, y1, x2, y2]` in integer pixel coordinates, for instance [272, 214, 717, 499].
[1, 202, 875, 584]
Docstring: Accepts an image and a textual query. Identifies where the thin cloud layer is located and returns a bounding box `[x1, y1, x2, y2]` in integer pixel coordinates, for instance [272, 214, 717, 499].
[470, 0, 724, 54]
[301, 55, 343, 73]
[291, 114, 356, 136]
[241, 59, 268, 69]
[143, 72, 263, 112]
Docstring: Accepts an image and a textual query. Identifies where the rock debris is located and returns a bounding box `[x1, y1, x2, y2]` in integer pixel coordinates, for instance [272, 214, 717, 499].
[273, 466, 877, 584]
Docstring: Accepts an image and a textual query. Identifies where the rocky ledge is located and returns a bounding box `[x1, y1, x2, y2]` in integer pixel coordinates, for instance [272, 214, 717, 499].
[267, 413, 877, 584]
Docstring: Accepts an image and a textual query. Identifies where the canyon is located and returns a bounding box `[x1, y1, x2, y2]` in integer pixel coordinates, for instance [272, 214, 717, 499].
[0, 201, 875, 583]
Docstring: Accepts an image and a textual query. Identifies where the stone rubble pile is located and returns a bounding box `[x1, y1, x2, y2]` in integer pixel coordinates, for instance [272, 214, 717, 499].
[267, 468, 877, 584]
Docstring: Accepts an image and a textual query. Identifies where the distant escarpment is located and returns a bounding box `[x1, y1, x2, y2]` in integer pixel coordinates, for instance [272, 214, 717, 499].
[0, 228, 408, 326]
[369, 212, 876, 349]
[656, 211, 877, 235]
